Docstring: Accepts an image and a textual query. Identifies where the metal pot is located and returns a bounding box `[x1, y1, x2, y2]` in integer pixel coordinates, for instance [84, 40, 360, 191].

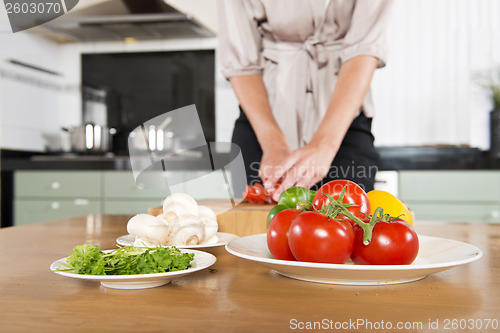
[62, 124, 116, 153]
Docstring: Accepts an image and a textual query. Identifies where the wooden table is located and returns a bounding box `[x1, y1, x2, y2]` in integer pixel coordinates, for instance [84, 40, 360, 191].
[0, 215, 499, 333]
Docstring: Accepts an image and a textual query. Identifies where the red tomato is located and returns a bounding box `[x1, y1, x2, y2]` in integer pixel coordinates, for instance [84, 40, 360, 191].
[253, 183, 270, 202]
[243, 185, 257, 202]
[351, 217, 419, 265]
[312, 180, 371, 218]
[287, 211, 355, 264]
[243, 183, 270, 203]
[267, 209, 301, 261]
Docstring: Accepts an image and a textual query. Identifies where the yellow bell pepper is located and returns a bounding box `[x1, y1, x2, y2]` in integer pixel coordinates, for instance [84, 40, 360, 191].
[367, 190, 414, 226]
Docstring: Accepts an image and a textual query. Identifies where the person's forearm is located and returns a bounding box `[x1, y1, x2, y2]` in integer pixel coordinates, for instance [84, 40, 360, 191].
[310, 55, 378, 155]
[229, 75, 288, 151]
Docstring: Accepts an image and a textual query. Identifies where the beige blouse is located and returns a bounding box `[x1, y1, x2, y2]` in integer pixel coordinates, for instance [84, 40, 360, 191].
[217, 0, 393, 150]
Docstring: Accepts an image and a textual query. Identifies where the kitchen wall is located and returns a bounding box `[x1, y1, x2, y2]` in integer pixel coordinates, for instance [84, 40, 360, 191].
[0, 0, 499, 152]
[0, 30, 62, 151]
[214, 0, 500, 149]
[371, 0, 500, 149]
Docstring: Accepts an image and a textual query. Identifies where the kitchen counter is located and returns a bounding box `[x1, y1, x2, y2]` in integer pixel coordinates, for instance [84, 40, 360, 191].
[377, 146, 500, 170]
[0, 215, 498, 333]
[1, 151, 233, 171]
[2, 146, 500, 171]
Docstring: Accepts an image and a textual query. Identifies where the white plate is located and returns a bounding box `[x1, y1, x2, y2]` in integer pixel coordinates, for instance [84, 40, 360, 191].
[50, 249, 216, 289]
[225, 234, 482, 285]
[116, 232, 239, 249]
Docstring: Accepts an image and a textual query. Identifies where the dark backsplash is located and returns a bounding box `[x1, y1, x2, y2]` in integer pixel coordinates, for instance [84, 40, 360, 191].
[82, 50, 215, 155]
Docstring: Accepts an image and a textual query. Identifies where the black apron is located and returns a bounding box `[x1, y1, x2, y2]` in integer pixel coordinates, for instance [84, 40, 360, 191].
[231, 107, 379, 193]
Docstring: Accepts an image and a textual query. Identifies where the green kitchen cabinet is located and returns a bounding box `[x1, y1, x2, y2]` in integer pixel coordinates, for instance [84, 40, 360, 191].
[14, 199, 101, 225]
[102, 170, 183, 199]
[12, 169, 214, 225]
[102, 200, 165, 215]
[14, 171, 102, 225]
[101, 170, 184, 214]
[399, 171, 500, 223]
[15, 171, 101, 198]
[183, 170, 233, 200]
[13, 169, 500, 224]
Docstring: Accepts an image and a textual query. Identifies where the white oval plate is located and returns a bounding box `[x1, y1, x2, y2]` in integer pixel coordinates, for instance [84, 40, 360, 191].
[50, 249, 216, 289]
[225, 234, 482, 285]
[116, 232, 239, 249]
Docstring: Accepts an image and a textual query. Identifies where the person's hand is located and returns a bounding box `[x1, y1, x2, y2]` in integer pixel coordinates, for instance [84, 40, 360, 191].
[264, 141, 337, 202]
[258, 140, 292, 188]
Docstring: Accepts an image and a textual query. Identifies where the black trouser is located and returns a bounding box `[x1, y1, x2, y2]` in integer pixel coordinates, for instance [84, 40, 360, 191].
[231, 107, 379, 193]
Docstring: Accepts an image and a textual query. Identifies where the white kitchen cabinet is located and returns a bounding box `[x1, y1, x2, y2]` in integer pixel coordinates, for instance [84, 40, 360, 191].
[399, 171, 500, 223]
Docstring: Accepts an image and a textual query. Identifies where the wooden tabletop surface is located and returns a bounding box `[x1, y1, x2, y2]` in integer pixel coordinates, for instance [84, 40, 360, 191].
[0, 215, 499, 333]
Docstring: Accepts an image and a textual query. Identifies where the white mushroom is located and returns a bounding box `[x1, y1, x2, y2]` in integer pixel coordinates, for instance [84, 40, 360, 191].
[168, 214, 204, 245]
[127, 194, 220, 247]
[198, 205, 219, 243]
[154, 213, 171, 228]
[162, 193, 199, 224]
[127, 214, 170, 246]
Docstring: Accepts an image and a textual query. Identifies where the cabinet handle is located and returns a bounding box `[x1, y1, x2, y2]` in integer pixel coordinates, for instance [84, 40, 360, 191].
[490, 210, 500, 219]
[74, 199, 90, 206]
[51, 202, 60, 210]
[51, 182, 60, 190]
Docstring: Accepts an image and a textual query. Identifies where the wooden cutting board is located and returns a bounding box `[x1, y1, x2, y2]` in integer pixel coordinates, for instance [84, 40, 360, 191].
[148, 199, 273, 237]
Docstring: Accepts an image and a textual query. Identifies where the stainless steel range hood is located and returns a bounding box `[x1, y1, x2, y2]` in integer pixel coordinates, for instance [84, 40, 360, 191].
[44, 0, 215, 42]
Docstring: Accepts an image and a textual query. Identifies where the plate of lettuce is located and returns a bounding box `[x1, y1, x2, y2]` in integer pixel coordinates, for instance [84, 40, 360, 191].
[50, 244, 216, 289]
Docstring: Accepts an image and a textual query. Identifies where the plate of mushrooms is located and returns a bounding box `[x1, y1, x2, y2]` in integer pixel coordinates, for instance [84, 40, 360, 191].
[117, 193, 239, 249]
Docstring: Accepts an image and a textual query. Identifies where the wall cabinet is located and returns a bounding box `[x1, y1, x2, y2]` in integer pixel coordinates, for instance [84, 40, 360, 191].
[399, 171, 500, 223]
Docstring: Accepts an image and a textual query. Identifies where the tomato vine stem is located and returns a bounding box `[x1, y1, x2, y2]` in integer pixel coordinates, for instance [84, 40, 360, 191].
[322, 189, 383, 245]
[296, 202, 312, 211]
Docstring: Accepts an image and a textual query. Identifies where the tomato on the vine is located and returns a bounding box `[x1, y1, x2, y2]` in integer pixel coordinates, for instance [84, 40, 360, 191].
[266, 204, 289, 228]
[351, 217, 419, 265]
[312, 180, 370, 219]
[287, 211, 355, 264]
[267, 209, 302, 261]
[265, 180, 421, 268]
